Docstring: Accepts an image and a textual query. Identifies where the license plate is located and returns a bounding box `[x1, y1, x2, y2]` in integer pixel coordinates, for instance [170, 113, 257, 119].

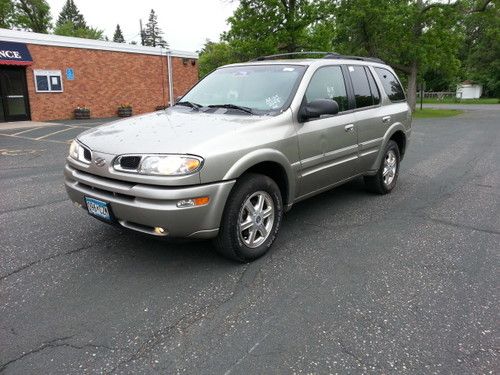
[84, 197, 113, 222]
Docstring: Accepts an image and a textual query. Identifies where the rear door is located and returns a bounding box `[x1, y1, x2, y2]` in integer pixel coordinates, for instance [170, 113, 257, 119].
[346, 65, 386, 171]
[296, 65, 359, 198]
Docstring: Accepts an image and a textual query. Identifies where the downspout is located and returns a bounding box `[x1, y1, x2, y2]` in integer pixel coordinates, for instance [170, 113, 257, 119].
[167, 52, 174, 107]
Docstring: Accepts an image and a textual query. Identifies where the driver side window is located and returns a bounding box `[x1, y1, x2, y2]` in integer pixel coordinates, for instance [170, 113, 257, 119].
[305, 66, 348, 112]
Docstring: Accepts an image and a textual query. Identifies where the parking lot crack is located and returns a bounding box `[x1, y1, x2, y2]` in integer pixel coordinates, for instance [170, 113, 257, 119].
[0, 243, 96, 282]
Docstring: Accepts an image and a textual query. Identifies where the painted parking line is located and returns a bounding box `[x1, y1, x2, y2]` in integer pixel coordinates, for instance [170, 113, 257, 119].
[11, 127, 52, 136]
[0, 133, 69, 144]
[35, 127, 75, 140]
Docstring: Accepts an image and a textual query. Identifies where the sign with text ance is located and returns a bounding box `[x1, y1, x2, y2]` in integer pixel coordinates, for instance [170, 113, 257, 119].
[0, 41, 33, 66]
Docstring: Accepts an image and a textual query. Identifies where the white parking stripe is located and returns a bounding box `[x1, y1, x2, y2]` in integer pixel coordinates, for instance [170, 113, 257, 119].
[35, 127, 74, 140]
[11, 127, 47, 136]
[0, 133, 70, 144]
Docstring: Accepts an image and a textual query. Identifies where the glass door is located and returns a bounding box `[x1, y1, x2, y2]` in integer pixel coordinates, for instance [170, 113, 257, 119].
[0, 67, 30, 122]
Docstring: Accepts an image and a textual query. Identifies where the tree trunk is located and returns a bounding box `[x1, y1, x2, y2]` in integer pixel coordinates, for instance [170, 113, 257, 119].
[406, 61, 418, 112]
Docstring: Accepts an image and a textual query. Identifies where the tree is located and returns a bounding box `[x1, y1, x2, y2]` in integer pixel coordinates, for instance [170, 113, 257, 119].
[460, 1, 499, 96]
[54, 20, 103, 39]
[143, 9, 168, 47]
[113, 24, 125, 43]
[54, 0, 103, 40]
[198, 40, 237, 78]
[222, 0, 334, 61]
[13, 0, 52, 33]
[0, 0, 13, 28]
[56, 0, 85, 29]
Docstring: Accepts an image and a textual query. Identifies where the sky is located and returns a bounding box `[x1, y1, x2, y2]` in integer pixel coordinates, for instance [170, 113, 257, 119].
[47, 0, 239, 52]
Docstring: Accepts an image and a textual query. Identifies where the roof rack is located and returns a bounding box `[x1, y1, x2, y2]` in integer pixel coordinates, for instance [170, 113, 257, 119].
[250, 51, 385, 64]
[251, 51, 331, 61]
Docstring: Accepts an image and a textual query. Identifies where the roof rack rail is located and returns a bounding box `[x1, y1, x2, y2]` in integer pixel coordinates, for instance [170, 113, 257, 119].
[323, 53, 385, 64]
[250, 51, 385, 64]
[251, 51, 332, 61]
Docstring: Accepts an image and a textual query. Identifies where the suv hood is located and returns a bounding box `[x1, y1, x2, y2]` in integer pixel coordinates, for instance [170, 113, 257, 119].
[77, 108, 264, 155]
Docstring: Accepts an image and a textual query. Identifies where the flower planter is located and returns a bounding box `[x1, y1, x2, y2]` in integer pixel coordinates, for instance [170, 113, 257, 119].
[118, 107, 133, 117]
[74, 109, 90, 119]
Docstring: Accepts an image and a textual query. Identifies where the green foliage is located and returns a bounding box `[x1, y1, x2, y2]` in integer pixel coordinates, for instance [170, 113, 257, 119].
[0, 0, 13, 28]
[54, 0, 103, 40]
[113, 24, 125, 43]
[413, 108, 463, 118]
[143, 9, 168, 48]
[198, 40, 237, 78]
[56, 0, 85, 29]
[13, 0, 52, 33]
[460, 1, 499, 97]
[54, 20, 103, 40]
[222, 0, 334, 60]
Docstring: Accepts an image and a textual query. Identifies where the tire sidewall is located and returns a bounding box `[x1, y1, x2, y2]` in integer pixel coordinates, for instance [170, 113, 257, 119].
[381, 140, 401, 193]
[223, 174, 283, 261]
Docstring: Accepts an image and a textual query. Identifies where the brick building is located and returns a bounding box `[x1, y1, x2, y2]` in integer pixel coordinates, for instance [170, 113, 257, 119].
[0, 29, 198, 122]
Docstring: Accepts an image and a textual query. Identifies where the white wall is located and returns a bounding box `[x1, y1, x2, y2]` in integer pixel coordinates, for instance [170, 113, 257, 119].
[456, 84, 483, 99]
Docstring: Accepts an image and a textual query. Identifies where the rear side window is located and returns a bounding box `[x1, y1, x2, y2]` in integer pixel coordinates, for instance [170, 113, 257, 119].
[348, 65, 376, 108]
[374, 67, 406, 102]
[305, 66, 349, 112]
[366, 68, 380, 105]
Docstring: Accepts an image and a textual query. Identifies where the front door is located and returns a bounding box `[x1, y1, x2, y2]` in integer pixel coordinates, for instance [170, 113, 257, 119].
[0, 67, 30, 122]
[296, 65, 359, 198]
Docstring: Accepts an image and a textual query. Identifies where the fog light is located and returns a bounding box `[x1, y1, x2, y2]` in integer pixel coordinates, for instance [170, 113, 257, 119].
[154, 227, 165, 235]
[177, 196, 210, 208]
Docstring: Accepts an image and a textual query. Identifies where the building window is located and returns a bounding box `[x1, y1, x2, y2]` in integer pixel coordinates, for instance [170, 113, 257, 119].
[34, 70, 63, 93]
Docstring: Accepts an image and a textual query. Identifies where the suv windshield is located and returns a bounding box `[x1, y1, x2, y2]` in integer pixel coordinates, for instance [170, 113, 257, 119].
[180, 65, 307, 114]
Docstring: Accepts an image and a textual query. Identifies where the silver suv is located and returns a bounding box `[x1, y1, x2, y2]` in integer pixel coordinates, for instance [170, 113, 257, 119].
[65, 53, 411, 262]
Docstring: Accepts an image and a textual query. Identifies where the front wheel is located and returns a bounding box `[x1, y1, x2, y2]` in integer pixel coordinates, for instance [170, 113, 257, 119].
[213, 173, 283, 262]
[364, 140, 400, 194]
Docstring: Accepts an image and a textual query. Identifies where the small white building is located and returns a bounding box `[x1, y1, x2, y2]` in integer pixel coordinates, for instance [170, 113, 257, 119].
[456, 81, 483, 99]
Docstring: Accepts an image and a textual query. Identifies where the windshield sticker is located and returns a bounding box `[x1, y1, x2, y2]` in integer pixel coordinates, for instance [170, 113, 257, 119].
[283, 67, 295, 72]
[233, 71, 249, 77]
[348, 66, 354, 72]
[227, 90, 239, 100]
[265, 94, 283, 109]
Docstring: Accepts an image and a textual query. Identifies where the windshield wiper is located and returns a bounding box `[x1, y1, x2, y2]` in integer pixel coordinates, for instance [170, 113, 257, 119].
[207, 104, 254, 114]
[176, 101, 203, 110]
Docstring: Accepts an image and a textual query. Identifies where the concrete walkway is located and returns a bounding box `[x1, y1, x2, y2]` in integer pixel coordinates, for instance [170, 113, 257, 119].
[0, 120, 60, 131]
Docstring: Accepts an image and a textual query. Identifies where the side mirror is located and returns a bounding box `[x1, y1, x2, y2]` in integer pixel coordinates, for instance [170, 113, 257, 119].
[299, 99, 339, 122]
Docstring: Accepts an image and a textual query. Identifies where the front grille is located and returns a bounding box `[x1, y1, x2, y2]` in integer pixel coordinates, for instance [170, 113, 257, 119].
[120, 156, 141, 170]
[83, 147, 91, 161]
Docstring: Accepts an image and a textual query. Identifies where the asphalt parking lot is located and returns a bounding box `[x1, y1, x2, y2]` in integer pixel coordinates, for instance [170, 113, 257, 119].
[1, 108, 498, 374]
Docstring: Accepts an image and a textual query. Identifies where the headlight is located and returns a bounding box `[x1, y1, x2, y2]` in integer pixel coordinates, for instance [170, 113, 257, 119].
[69, 140, 79, 160]
[114, 154, 203, 176]
[68, 140, 90, 164]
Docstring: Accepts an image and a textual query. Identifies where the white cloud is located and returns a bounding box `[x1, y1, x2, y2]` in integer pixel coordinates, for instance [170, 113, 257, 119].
[47, 0, 238, 51]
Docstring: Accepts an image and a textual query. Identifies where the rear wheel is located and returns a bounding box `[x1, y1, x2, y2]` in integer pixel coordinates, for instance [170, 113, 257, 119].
[214, 173, 283, 262]
[364, 140, 400, 194]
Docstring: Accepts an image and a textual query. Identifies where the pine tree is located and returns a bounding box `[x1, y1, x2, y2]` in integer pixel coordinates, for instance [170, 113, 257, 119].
[143, 9, 168, 48]
[56, 0, 85, 29]
[113, 24, 125, 43]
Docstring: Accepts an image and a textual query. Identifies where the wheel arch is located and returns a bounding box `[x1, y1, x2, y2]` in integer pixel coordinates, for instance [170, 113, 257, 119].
[369, 123, 408, 172]
[223, 149, 296, 210]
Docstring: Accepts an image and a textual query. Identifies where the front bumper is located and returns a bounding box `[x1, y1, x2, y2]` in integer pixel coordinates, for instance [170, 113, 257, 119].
[64, 163, 235, 239]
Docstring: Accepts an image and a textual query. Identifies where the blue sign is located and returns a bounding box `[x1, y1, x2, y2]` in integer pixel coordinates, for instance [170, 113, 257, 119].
[66, 68, 74, 80]
[0, 41, 33, 66]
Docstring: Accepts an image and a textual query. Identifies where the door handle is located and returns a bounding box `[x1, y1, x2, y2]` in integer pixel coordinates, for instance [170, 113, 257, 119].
[382, 116, 391, 123]
[344, 124, 354, 132]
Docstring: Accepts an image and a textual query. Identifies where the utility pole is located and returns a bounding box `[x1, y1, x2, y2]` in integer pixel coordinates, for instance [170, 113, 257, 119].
[139, 19, 144, 46]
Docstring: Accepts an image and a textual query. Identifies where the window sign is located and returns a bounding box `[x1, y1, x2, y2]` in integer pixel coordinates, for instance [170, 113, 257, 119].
[66, 68, 74, 80]
[34, 70, 63, 93]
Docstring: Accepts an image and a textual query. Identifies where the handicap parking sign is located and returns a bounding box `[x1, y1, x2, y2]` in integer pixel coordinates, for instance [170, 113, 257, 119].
[66, 68, 74, 80]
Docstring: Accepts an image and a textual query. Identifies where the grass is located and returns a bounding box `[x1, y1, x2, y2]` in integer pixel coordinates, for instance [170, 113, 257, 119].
[413, 108, 463, 118]
[422, 97, 499, 105]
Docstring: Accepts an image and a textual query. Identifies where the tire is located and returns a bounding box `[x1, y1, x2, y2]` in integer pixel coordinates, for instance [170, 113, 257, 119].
[364, 140, 400, 194]
[213, 173, 283, 262]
